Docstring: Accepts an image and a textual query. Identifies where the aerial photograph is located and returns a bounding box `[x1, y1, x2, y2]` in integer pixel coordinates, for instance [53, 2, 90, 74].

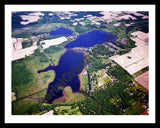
[11, 10, 149, 115]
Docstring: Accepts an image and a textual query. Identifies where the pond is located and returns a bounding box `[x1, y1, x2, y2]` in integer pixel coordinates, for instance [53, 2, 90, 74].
[64, 30, 118, 48]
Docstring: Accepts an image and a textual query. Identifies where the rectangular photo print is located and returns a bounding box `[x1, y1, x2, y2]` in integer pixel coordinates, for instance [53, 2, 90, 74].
[11, 9, 149, 116]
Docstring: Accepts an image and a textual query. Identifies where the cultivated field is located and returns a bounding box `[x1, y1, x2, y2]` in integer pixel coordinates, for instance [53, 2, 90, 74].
[135, 71, 149, 90]
[100, 11, 137, 23]
[40, 36, 68, 49]
[12, 46, 37, 61]
[110, 31, 149, 75]
[20, 12, 44, 25]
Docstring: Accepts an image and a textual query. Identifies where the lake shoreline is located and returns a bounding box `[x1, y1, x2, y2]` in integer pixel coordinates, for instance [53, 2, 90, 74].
[51, 48, 88, 104]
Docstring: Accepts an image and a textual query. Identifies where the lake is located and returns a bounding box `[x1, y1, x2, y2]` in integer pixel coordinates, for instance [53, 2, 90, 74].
[49, 27, 74, 36]
[38, 49, 85, 103]
[39, 29, 118, 103]
[64, 30, 118, 48]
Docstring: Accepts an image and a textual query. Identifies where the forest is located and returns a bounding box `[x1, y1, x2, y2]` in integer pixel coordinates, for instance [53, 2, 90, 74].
[107, 62, 133, 83]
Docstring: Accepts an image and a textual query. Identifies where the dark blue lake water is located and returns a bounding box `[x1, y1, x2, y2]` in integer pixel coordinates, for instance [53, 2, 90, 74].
[64, 30, 118, 48]
[38, 49, 85, 103]
[49, 27, 74, 36]
[39, 29, 118, 103]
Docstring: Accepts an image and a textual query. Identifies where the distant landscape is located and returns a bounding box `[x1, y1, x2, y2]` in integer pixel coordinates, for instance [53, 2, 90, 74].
[12, 11, 149, 115]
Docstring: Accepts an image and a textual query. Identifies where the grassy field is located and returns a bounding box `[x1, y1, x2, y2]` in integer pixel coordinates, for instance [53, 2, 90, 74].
[12, 45, 68, 114]
[12, 55, 53, 99]
[82, 20, 91, 25]
[54, 105, 82, 115]
[12, 99, 38, 115]
[83, 75, 88, 86]
[63, 86, 86, 103]
[47, 48, 66, 65]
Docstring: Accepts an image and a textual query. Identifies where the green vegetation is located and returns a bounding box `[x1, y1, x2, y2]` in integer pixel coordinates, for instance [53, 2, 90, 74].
[108, 62, 133, 83]
[126, 102, 145, 115]
[87, 56, 107, 73]
[12, 41, 67, 115]
[93, 83, 126, 105]
[113, 22, 127, 38]
[12, 100, 39, 115]
[92, 44, 114, 56]
[97, 71, 111, 85]
[12, 55, 51, 99]
[102, 100, 122, 115]
[21, 77, 148, 115]
[78, 97, 101, 115]
[65, 88, 86, 103]
[101, 20, 138, 50]
[13, 31, 33, 38]
[54, 105, 82, 115]
[83, 75, 88, 86]
[44, 45, 63, 54]
[82, 19, 91, 25]
[12, 61, 33, 92]
[126, 35, 137, 48]
[118, 91, 132, 110]
[126, 18, 148, 33]
[91, 83, 127, 114]
[12, 11, 148, 115]
[75, 24, 90, 34]
[22, 40, 33, 48]
[25, 103, 46, 115]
